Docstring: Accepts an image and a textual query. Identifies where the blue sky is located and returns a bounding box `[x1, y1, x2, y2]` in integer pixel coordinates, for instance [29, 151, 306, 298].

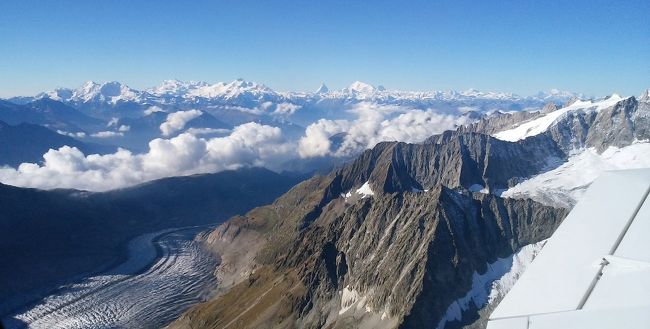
[1, 0, 648, 98]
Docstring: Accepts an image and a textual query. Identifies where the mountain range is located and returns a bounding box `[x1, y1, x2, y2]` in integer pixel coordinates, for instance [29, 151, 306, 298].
[6, 80, 586, 130]
[167, 91, 650, 328]
[0, 80, 605, 190]
[5, 80, 587, 139]
[1, 80, 649, 328]
[9, 80, 582, 108]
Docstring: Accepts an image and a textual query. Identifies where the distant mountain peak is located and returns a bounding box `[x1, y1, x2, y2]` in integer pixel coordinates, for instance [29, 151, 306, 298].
[35, 88, 74, 101]
[534, 89, 583, 103]
[640, 89, 650, 103]
[149, 79, 209, 96]
[80, 80, 100, 89]
[185, 79, 274, 99]
[345, 81, 377, 94]
[315, 83, 329, 94]
[71, 81, 139, 104]
[606, 93, 622, 100]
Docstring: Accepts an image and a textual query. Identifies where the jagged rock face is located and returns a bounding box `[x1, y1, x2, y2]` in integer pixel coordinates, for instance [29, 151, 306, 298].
[201, 175, 340, 292]
[169, 131, 569, 329]
[544, 110, 595, 152]
[584, 97, 638, 151]
[467, 96, 649, 154]
[541, 97, 648, 153]
[287, 188, 565, 328]
[171, 186, 566, 329]
[632, 101, 650, 141]
[324, 131, 565, 197]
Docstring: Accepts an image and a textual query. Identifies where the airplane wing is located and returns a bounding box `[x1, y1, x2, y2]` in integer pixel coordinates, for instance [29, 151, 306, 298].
[487, 169, 650, 329]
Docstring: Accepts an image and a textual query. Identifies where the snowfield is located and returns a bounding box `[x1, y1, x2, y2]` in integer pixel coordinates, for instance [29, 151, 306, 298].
[501, 142, 650, 208]
[493, 94, 627, 142]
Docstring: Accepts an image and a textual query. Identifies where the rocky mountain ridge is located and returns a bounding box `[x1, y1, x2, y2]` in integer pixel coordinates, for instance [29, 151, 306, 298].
[168, 129, 571, 329]
[467, 94, 650, 153]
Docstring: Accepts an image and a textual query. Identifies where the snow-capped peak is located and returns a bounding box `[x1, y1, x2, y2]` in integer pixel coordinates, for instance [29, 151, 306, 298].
[315, 83, 329, 94]
[640, 89, 650, 103]
[224, 79, 271, 93]
[344, 81, 381, 95]
[460, 88, 516, 100]
[186, 79, 275, 99]
[149, 79, 209, 96]
[533, 89, 583, 103]
[35, 88, 74, 101]
[71, 81, 140, 104]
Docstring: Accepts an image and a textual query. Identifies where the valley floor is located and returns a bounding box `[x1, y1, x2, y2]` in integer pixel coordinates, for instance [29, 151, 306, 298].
[2, 226, 219, 329]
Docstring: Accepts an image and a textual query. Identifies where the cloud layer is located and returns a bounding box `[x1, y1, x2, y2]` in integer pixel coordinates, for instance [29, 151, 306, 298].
[298, 103, 472, 158]
[0, 122, 293, 191]
[0, 103, 476, 191]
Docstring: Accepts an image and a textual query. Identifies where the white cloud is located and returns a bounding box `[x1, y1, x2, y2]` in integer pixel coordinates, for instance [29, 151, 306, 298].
[57, 130, 86, 138]
[91, 131, 124, 138]
[273, 102, 301, 116]
[458, 106, 478, 113]
[160, 110, 203, 136]
[107, 117, 119, 127]
[298, 119, 349, 158]
[1, 100, 478, 191]
[185, 127, 230, 135]
[0, 122, 294, 191]
[299, 104, 474, 158]
[259, 101, 274, 111]
[144, 105, 165, 115]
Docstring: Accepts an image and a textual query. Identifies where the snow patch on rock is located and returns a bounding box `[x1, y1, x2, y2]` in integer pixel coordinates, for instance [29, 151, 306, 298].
[435, 240, 547, 329]
[339, 286, 369, 315]
[356, 181, 374, 198]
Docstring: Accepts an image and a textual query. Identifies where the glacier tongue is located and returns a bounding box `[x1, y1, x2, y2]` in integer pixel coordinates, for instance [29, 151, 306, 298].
[5, 227, 219, 329]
